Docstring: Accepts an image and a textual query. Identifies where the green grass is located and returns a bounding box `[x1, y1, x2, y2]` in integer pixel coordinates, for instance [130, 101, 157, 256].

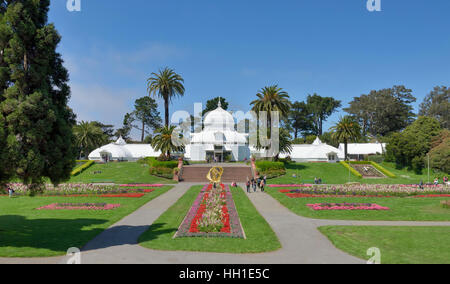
[269, 162, 435, 185]
[68, 162, 174, 184]
[319, 226, 450, 264]
[139, 185, 281, 253]
[0, 186, 172, 257]
[266, 188, 450, 221]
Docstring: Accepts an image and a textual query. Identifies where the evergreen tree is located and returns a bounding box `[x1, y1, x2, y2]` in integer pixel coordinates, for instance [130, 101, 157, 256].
[0, 1, 76, 193]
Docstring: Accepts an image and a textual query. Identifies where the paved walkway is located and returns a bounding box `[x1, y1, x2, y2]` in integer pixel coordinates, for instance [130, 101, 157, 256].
[2, 183, 450, 264]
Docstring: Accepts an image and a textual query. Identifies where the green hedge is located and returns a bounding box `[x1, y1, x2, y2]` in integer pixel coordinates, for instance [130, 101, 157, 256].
[151, 160, 179, 169]
[341, 161, 396, 178]
[369, 161, 396, 178]
[149, 167, 174, 179]
[339, 161, 362, 178]
[255, 161, 285, 172]
[259, 169, 287, 179]
[71, 160, 95, 176]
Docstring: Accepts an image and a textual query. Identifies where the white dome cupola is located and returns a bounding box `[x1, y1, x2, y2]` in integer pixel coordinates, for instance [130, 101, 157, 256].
[203, 100, 235, 131]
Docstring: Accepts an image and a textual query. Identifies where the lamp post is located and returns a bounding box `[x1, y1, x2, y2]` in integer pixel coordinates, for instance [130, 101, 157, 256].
[427, 153, 430, 184]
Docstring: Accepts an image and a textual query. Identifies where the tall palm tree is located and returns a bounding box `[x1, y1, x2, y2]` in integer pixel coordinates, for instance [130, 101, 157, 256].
[330, 116, 362, 161]
[151, 125, 184, 158]
[147, 67, 185, 127]
[73, 121, 106, 159]
[250, 85, 291, 151]
[251, 85, 291, 124]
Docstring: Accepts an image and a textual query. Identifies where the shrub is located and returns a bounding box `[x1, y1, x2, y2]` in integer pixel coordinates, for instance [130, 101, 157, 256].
[71, 161, 95, 176]
[151, 160, 179, 169]
[255, 161, 285, 172]
[441, 201, 450, 209]
[260, 169, 286, 179]
[149, 167, 173, 179]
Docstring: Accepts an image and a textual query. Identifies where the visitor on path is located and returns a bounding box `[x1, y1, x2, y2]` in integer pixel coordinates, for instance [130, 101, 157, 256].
[314, 177, 318, 184]
[443, 176, 449, 185]
[257, 177, 262, 190]
[7, 186, 14, 198]
[419, 180, 424, 190]
[246, 180, 251, 193]
[318, 177, 322, 185]
[263, 176, 267, 186]
[252, 179, 257, 192]
[434, 178, 439, 186]
[260, 180, 265, 192]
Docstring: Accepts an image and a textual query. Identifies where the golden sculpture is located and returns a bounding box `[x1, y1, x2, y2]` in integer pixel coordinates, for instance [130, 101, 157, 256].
[206, 166, 224, 184]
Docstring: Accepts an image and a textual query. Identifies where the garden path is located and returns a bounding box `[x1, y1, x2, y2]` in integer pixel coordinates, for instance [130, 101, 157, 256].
[1, 183, 450, 264]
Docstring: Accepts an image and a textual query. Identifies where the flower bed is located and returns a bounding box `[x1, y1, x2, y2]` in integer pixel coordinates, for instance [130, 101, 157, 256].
[271, 184, 450, 198]
[175, 184, 245, 239]
[1, 183, 157, 196]
[307, 203, 390, 211]
[37, 203, 121, 210]
[119, 184, 164, 187]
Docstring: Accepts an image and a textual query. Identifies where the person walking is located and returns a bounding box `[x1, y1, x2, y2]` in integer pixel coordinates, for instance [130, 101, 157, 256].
[263, 175, 267, 186]
[7, 186, 14, 198]
[260, 180, 265, 192]
[252, 179, 257, 192]
[246, 180, 251, 193]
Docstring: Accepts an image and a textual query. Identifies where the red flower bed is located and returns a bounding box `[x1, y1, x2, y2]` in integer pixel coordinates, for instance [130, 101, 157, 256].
[176, 184, 244, 238]
[412, 194, 450, 198]
[285, 193, 394, 198]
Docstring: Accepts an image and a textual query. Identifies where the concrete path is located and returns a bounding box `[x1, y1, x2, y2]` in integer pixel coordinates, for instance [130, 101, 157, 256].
[2, 183, 450, 264]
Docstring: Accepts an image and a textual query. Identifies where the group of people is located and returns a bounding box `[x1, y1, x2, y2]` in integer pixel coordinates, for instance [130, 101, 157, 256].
[434, 176, 449, 186]
[246, 176, 267, 193]
[314, 177, 323, 185]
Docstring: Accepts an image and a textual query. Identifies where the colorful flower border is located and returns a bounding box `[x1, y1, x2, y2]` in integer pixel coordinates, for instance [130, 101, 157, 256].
[37, 203, 121, 210]
[175, 184, 245, 239]
[307, 203, 390, 211]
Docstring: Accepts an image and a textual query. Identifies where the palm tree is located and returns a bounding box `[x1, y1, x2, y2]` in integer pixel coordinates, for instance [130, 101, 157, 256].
[275, 128, 293, 161]
[73, 121, 106, 159]
[251, 85, 291, 126]
[151, 126, 184, 158]
[250, 85, 291, 152]
[330, 116, 362, 161]
[147, 67, 185, 127]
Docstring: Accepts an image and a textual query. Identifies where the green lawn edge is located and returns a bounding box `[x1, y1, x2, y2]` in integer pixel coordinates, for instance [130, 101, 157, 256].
[318, 225, 450, 264]
[0, 186, 173, 258]
[138, 185, 281, 253]
[265, 188, 450, 221]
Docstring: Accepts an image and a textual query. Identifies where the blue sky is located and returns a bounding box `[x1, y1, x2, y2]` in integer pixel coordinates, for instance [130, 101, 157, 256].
[49, 0, 450, 139]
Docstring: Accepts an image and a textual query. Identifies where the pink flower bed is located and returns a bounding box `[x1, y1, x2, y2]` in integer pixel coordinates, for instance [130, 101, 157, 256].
[269, 184, 313, 188]
[119, 184, 164, 187]
[307, 203, 390, 211]
[37, 203, 121, 210]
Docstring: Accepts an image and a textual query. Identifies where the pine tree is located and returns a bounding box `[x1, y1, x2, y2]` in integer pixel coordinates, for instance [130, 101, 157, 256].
[0, 1, 76, 194]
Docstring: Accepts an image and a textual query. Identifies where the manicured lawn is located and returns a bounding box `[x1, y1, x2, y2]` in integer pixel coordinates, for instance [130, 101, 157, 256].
[269, 162, 436, 185]
[0, 186, 172, 257]
[319, 226, 450, 264]
[266, 188, 450, 221]
[139, 185, 281, 253]
[69, 162, 174, 184]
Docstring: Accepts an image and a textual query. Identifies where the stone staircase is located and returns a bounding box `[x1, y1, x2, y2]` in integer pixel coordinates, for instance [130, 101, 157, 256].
[180, 165, 253, 183]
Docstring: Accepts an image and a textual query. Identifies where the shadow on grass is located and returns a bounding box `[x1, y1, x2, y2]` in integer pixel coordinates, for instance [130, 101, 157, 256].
[82, 223, 173, 252]
[0, 215, 108, 256]
[285, 163, 307, 171]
